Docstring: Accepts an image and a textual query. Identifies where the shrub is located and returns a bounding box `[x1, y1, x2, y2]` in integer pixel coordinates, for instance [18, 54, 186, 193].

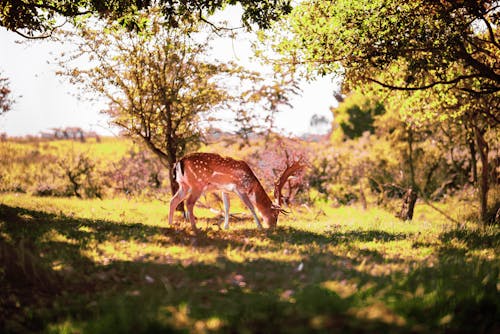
[103, 149, 169, 198]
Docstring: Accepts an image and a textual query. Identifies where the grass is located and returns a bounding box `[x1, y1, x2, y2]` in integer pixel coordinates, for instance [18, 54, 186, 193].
[0, 137, 134, 160]
[0, 193, 498, 333]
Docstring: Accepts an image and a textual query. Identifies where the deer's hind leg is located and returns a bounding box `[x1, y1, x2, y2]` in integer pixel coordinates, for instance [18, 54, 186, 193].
[168, 185, 191, 226]
[185, 189, 203, 232]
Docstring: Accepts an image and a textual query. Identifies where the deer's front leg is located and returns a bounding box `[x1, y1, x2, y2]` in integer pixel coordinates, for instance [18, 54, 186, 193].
[222, 192, 230, 229]
[236, 190, 263, 229]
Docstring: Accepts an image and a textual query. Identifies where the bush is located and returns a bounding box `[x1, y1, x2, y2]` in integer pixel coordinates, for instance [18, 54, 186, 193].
[104, 149, 169, 197]
[328, 184, 358, 206]
[57, 152, 103, 198]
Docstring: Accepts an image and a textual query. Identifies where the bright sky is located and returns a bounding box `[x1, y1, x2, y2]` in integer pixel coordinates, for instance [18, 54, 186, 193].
[0, 18, 339, 137]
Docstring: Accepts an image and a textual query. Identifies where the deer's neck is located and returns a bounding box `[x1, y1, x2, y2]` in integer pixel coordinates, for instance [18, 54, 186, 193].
[252, 181, 274, 216]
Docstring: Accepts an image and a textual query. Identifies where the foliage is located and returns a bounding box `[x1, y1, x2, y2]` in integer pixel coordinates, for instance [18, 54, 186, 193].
[0, 193, 498, 333]
[2, 123, 498, 220]
[57, 151, 103, 199]
[56, 9, 299, 199]
[0, 137, 160, 198]
[273, 0, 499, 221]
[316, 87, 499, 220]
[331, 90, 385, 142]
[366, 80, 499, 221]
[0, 136, 310, 204]
[104, 149, 170, 198]
[282, 0, 499, 95]
[0, 0, 292, 38]
[233, 74, 301, 143]
[58, 12, 226, 168]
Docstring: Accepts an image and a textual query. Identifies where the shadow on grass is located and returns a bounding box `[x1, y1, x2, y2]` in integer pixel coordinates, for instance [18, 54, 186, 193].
[271, 225, 410, 245]
[440, 227, 500, 250]
[1, 203, 499, 333]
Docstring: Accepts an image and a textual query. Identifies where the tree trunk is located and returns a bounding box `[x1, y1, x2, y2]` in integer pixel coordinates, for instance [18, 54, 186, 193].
[423, 161, 439, 196]
[400, 124, 418, 221]
[398, 187, 418, 221]
[407, 126, 416, 191]
[359, 183, 367, 210]
[467, 132, 478, 184]
[474, 125, 489, 224]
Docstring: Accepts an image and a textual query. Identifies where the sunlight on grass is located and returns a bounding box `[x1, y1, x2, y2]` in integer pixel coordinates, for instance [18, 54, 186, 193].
[349, 302, 407, 327]
[0, 193, 169, 226]
[321, 280, 357, 299]
[41, 229, 78, 245]
[1, 192, 498, 333]
[47, 320, 82, 334]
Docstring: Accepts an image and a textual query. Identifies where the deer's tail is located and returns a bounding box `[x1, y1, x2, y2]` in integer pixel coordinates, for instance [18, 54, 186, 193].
[173, 158, 185, 184]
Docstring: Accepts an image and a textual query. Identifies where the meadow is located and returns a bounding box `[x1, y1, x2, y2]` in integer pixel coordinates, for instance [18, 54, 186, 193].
[1, 190, 498, 333]
[0, 136, 498, 333]
[2, 1, 498, 332]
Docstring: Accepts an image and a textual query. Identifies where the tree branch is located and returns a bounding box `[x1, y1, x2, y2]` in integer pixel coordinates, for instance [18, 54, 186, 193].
[363, 74, 478, 92]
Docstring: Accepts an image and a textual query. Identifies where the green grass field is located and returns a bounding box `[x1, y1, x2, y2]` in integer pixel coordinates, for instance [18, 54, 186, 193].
[1, 193, 499, 333]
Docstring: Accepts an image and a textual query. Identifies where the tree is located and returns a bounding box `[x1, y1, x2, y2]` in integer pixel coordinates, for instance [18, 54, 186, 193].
[383, 76, 499, 221]
[309, 114, 330, 135]
[57, 9, 297, 203]
[330, 90, 385, 142]
[371, 81, 499, 222]
[56, 12, 230, 202]
[426, 87, 499, 222]
[284, 0, 499, 95]
[278, 0, 499, 222]
[0, 72, 14, 115]
[0, 0, 292, 38]
[329, 89, 421, 219]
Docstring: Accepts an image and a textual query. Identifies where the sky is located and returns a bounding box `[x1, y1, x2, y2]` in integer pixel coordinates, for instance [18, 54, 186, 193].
[0, 14, 339, 138]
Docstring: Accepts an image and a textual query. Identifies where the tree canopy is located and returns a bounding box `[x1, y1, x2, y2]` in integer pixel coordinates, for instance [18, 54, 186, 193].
[283, 0, 499, 95]
[0, 0, 292, 38]
[272, 0, 499, 223]
[331, 90, 385, 141]
[56, 11, 235, 195]
[55, 8, 298, 198]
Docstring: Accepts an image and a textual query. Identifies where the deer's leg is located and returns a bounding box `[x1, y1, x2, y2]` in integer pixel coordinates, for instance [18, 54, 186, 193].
[222, 192, 230, 229]
[185, 190, 202, 232]
[168, 186, 190, 226]
[236, 191, 262, 229]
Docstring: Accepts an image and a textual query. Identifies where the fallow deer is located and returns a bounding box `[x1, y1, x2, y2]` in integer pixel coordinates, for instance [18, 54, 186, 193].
[168, 152, 305, 232]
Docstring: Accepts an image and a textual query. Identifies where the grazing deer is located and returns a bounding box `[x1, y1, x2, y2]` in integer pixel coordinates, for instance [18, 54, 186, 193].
[168, 152, 305, 232]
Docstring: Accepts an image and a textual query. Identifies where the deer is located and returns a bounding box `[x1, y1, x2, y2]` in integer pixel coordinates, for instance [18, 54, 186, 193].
[168, 152, 305, 232]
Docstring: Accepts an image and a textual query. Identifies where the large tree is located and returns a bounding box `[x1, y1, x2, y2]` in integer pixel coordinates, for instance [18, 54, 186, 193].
[0, 0, 292, 38]
[276, 0, 499, 222]
[397, 83, 500, 222]
[56, 9, 295, 200]
[57, 12, 230, 199]
[283, 0, 499, 95]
